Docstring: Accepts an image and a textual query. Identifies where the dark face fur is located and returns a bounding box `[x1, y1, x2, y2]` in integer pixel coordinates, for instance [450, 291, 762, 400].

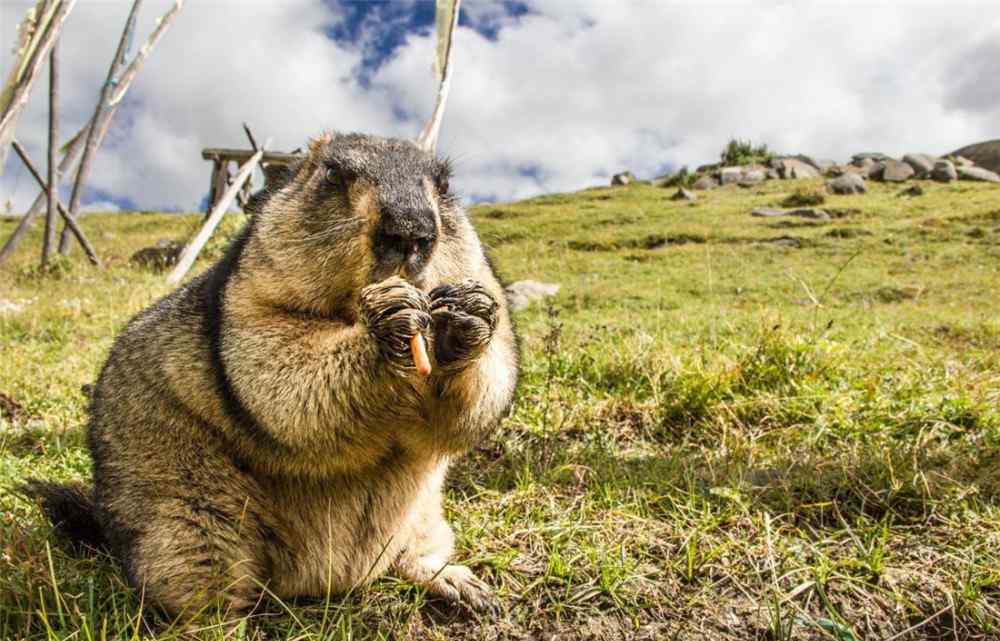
[249, 133, 458, 315]
[321, 134, 453, 281]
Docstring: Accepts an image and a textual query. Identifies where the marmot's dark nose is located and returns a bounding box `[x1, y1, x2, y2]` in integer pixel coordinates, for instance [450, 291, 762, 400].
[375, 207, 438, 268]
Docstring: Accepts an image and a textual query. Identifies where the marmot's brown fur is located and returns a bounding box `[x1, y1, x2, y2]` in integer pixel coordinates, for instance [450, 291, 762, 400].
[24, 132, 520, 621]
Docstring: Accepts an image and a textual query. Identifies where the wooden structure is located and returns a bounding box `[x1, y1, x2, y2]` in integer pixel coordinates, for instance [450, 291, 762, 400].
[202, 147, 301, 212]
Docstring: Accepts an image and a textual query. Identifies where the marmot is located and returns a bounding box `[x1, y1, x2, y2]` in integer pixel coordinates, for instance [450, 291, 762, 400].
[24, 132, 520, 620]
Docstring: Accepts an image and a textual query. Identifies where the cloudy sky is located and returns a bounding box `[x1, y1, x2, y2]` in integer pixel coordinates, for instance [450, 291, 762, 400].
[1, 0, 998, 213]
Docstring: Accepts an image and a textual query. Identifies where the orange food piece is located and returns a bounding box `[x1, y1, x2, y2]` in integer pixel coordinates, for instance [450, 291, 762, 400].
[411, 333, 432, 375]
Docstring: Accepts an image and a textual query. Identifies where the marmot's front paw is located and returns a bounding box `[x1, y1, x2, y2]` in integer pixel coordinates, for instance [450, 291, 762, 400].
[360, 276, 431, 372]
[429, 280, 499, 369]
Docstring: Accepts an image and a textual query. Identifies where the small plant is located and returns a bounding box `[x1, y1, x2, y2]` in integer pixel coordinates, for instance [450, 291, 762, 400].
[662, 166, 696, 188]
[781, 188, 826, 207]
[720, 137, 773, 167]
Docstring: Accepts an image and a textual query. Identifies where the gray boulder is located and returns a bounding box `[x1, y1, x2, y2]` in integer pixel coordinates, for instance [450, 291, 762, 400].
[771, 157, 821, 179]
[670, 187, 697, 201]
[879, 159, 915, 182]
[902, 153, 937, 176]
[957, 165, 1000, 183]
[719, 167, 744, 185]
[505, 280, 561, 311]
[953, 155, 974, 167]
[852, 152, 891, 164]
[932, 160, 957, 182]
[827, 173, 866, 195]
[692, 175, 720, 191]
[611, 171, 635, 186]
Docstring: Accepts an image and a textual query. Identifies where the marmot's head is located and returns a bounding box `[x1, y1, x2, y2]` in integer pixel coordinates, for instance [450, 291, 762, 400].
[247, 132, 465, 315]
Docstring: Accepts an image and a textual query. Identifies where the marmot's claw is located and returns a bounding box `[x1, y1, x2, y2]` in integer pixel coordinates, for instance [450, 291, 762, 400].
[361, 277, 432, 371]
[429, 280, 498, 368]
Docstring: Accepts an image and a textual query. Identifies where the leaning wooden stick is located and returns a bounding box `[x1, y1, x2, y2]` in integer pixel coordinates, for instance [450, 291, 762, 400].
[58, 0, 144, 255]
[11, 140, 100, 266]
[43, 38, 59, 266]
[411, 333, 432, 376]
[167, 144, 266, 284]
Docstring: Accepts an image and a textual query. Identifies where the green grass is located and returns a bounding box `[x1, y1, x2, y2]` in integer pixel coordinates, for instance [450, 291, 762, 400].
[2, 176, 1000, 639]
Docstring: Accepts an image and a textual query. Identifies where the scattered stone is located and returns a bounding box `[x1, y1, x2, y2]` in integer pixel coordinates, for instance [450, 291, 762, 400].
[827, 173, 866, 195]
[0, 298, 30, 315]
[957, 165, 1000, 183]
[766, 168, 780, 180]
[505, 280, 561, 311]
[952, 155, 974, 167]
[751, 207, 830, 220]
[764, 235, 802, 248]
[852, 152, 891, 164]
[610, 171, 635, 186]
[739, 169, 767, 186]
[902, 153, 937, 176]
[670, 188, 697, 201]
[787, 207, 831, 220]
[719, 167, 743, 186]
[932, 160, 957, 182]
[770, 157, 821, 179]
[898, 184, 924, 197]
[692, 175, 720, 191]
[130, 239, 184, 271]
[878, 159, 915, 182]
[814, 159, 837, 173]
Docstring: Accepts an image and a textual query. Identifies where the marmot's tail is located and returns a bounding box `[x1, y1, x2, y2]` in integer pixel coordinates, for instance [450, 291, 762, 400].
[20, 480, 105, 553]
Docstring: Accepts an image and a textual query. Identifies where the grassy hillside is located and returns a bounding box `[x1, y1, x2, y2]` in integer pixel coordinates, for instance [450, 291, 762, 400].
[2, 176, 999, 640]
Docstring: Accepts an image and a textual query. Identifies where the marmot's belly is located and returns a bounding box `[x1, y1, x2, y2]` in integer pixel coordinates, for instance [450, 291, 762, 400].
[267, 456, 444, 598]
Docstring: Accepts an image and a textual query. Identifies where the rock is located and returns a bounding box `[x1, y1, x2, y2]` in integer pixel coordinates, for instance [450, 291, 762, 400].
[814, 159, 837, 173]
[505, 280, 561, 311]
[739, 169, 767, 185]
[766, 168, 780, 180]
[898, 184, 924, 197]
[852, 152, 891, 164]
[879, 159, 915, 182]
[751, 207, 830, 220]
[949, 140, 1000, 173]
[932, 160, 957, 182]
[827, 173, 866, 195]
[0, 298, 30, 314]
[719, 167, 744, 186]
[670, 188, 697, 201]
[130, 239, 184, 271]
[751, 207, 785, 217]
[611, 171, 635, 186]
[902, 153, 937, 176]
[957, 165, 1000, 183]
[788, 207, 830, 220]
[952, 155, 974, 167]
[770, 157, 821, 179]
[692, 175, 720, 191]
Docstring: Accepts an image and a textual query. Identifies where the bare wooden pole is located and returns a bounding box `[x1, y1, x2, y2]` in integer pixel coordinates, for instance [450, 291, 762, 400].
[168, 147, 266, 284]
[416, 0, 461, 153]
[11, 140, 100, 266]
[58, 0, 143, 255]
[242, 122, 259, 152]
[42, 39, 59, 266]
[0, 0, 77, 175]
[1, 0, 183, 264]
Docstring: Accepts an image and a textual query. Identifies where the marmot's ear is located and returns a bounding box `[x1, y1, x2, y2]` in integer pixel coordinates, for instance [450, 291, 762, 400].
[308, 132, 334, 158]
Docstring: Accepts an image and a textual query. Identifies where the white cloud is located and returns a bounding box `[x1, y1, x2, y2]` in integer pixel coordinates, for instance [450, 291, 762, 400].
[2, 0, 1000, 213]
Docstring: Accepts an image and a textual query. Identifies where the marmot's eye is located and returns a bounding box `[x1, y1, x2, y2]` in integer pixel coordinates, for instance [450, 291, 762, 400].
[435, 175, 450, 195]
[326, 167, 344, 188]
